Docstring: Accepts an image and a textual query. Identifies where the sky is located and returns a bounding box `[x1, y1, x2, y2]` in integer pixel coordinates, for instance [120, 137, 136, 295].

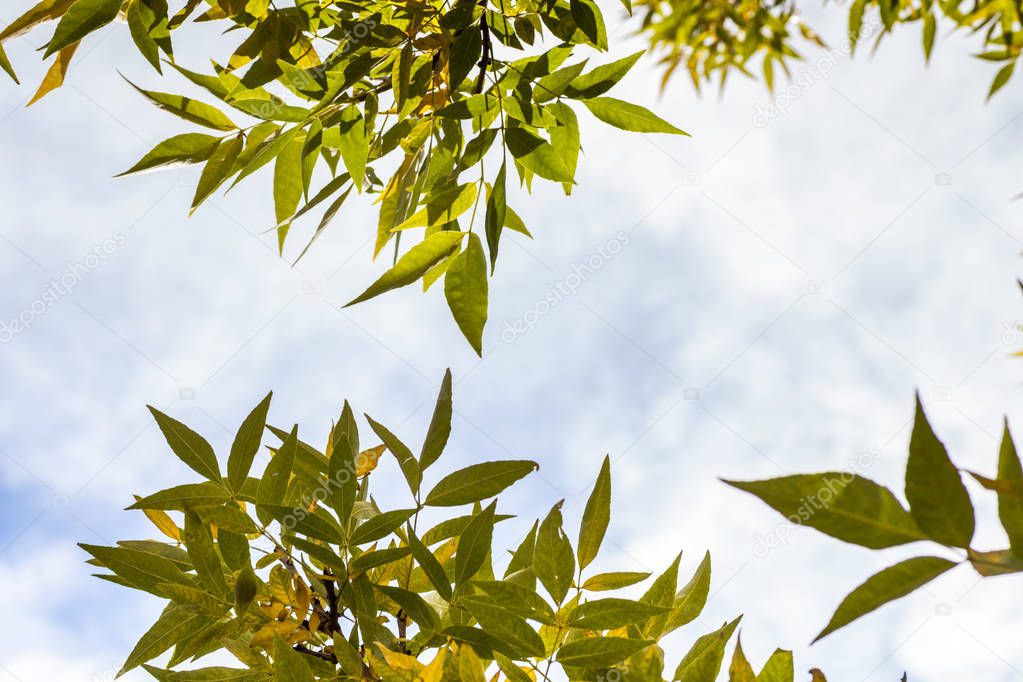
[1, 2, 1023, 681]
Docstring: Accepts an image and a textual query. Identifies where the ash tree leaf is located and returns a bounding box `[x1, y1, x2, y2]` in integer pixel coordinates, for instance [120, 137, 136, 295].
[461, 598, 547, 658]
[905, 395, 975, 547]
[234, 562, 259, 615]
[996, 420, 1023, 557]
[578, 454, 611, 570]
[966, 547, 1023, 576]
[424, 459, 538, 506]
[724, 473, 926, 548]
[581, 571, 651, 592]
[505, 127, 574, 183]
[728, 636, 756, 682]
[346, 231, 466, 306]
[455, 501, 497, 585]
[485, 162, 507, 272]
[273, 130, 306, 227]
[409, 526, 452, 600]
[273, 636, 314, 682]
[564, 51, 643, 98]
[449, 25, 482, 88]
[0, 43, 16, 83]
[128, 81, 237, 131]
[227, 391, 272, 491]
[374, 584, 441, 633]
[664, 551, 711, 633]
[120, 604, 210, 675]
[569, 597, 669, 629]
[126, 0, 160, 72]
[815, 556, 957, 641]
[118, 133, 221, 176]
[419, 368, 452, 471]
[337, 105, 368, 192]
[366, 415, 421, 495]
[256, 426, 297, 505]
[147, 405, 221, 483]
[45, 0, 121, 57]
[128, 482, 231, 510]
[184, 510, 227, 595]
[672, 617, 741, 682]
[639, 552, 681, 638]
[328, 428, 358, 528]
[444, 233, 488, 356]
[473, 579, 557, 624]
[349, 508, 416, 545]
[570, 0, 607, 49]
[534, 501, 575, 604]
[556, 636, 654, 669]
[349, 546, 411, 574]
[756, 649, 794, 682]
[582, 97, 687, 135]
[28, 42, 76, 105]
[989, 62, 1015, 99]
[395, 184, 478, 230]
[191, 134, 244, 213]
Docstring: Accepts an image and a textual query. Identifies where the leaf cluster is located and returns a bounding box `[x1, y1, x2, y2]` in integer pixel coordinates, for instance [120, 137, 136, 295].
[88, 370, 810, 681]
[728, 394, 1023, 641]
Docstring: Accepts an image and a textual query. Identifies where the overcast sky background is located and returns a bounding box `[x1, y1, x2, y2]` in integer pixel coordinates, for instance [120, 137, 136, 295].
[1, 2, 1023, 680]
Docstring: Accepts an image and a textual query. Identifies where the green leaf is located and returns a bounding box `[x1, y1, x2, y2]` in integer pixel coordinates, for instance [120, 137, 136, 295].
[534, 501, 575, 604]
[640, 552, 680, 638]
[148, 406, 221, 483]
[328, 429, 358, 529]
[724, 473, 926, 548]
[273, 130, 306, 225]
[424, 459, 538, 507]
[420, 369, 452, 471]
[367, 415, 421, 495]
[120, 604, 210, 675]
[578, 454, 611, 570]
[256, 426, 296, 505]
[350, 508, 416, 545]
[1, 0, 75, 42]
[565, 51, 643, 99]
[45, 0, 120, 57]
[118, 133, 221, 176]
[556, 636, 654, 669]
[374, 584, 441, 633]
[848, 0, 866, 49]
[505, 127, 574, 183]
[582, 97, 687, 135]
[129, 482, 232, 510]
[570, 598, 669, 629]
[126, 0, 160, 73]
[664, 551, 710, 634]
[485, 162, 507, 272]
[234, 562, 259, 615]
[922, 12, 936, 62]
[570, 0, 606, 49]
[756, 649, 794, 682]
[395, 184, 478, 230]
[128, 82, 236, 131]
[455, 501, 496, 585]
[191, 134, 244, 213]
[227, 392, 271, 491]
[672, 617, 741, 682]
[409, 526, 452, 600]
[449, 25, 482, 88]
[989, 62, 1015, 99]
[472, 579, 557, 624]
[905, 396, 975, 547]
[461, 599, 546, 658]
[729, 636, 756, 682]
[581, 571, 651, 592]
[337, 105, 368, 192]
[142, 665, 269, 681]
[0, 43, 18, 84]
[996, 420, 1023, 557]
[350, 546, 412, 574]
[184, 510, 227, 595]
[273, 636, 314, 682]
[815, 556, 957, 641]
[346, 231, 466, 306]
[445, 233, 489, 356]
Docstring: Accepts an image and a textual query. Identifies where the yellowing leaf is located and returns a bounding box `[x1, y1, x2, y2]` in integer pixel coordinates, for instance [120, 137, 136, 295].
[356, 444, 386, 476]
[133, 495, 180, 541]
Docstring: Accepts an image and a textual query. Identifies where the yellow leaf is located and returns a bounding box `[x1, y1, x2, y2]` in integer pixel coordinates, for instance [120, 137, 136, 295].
[29, 42, 78, 106]
[373, 643, 424, 674]
[356, 445, 386, 476]
[133, 495, 180, 541]
[250, 620, 300, 648]
[418, 646, 448, 682]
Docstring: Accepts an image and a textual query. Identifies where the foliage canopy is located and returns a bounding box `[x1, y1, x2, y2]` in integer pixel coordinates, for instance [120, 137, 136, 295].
[88, 371, 810, 680]
[2, 0, 1020, 351]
